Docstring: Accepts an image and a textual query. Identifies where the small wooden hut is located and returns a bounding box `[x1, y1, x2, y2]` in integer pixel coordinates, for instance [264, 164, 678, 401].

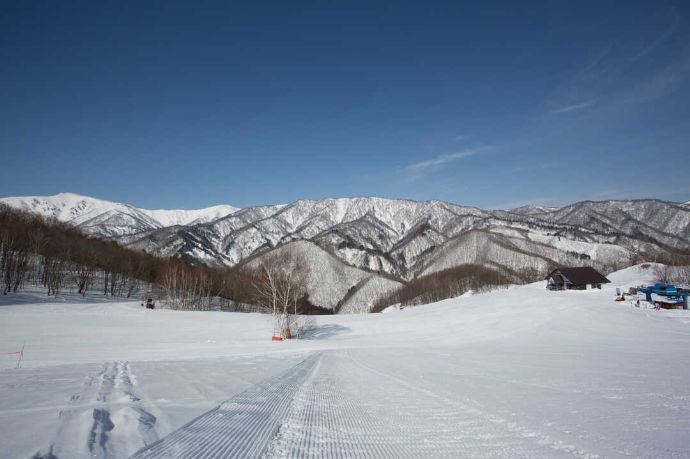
[545, 267, 610, 290]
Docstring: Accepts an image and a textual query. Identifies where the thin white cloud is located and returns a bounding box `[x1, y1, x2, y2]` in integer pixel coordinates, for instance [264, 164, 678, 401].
[632, 7, 680, 61]
[543, 8, 681, 127]
[405, 148, 485, 171]
[353, 145, 492, 187]
[572, 43, 614, 81]
[625, 53, 690, 103]
[550, 100, 596, 114]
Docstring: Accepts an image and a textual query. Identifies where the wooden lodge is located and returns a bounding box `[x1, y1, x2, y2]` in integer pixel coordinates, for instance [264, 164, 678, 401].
[545, 267, 610, 290]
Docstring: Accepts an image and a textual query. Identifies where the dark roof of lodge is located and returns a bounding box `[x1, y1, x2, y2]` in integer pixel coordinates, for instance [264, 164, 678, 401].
[546, 267, 611, 285]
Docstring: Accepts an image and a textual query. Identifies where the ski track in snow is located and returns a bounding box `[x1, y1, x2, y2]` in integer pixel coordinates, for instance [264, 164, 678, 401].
[34, 361, 158, 459]
[132, 352, 590, 458]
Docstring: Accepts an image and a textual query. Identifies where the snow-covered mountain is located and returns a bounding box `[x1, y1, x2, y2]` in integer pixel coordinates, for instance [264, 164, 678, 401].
[0, 193, 240, 237]
[507, 204, 558, 216]
[114, 196, 689, 313]
[3, 193, 689, 313]
[119, 197, 689, 273]
[142, 205, 240, 227]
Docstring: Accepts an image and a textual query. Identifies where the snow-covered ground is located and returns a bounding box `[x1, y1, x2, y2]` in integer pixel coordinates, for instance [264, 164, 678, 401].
[2, 264, 690, 458]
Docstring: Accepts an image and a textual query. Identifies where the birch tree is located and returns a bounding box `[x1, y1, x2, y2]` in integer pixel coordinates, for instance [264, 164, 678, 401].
[252, 248, 307, 338]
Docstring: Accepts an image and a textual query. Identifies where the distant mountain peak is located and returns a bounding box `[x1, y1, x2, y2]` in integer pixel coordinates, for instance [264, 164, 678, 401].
[0, 193, 240, 235]
[508, 204, 559, 215]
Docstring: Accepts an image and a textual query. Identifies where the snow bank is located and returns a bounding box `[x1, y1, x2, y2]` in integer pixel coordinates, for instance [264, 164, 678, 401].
[606, 262, 661, 286]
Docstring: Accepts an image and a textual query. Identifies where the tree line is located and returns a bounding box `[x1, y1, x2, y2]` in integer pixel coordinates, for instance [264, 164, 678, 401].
[0, 204, 259, 309]
[0, 204, 325, 319]
[1, 204, 150, 297]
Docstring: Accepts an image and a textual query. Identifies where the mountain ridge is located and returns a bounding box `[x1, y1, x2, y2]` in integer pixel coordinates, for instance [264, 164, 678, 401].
[0, 192, 241, 236]
[3, 192, 689, 313]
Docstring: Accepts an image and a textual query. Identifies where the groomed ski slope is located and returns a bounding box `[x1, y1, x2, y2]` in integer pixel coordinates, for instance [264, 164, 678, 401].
[2, 264, 690, 458]
[132, 351, 593, 458]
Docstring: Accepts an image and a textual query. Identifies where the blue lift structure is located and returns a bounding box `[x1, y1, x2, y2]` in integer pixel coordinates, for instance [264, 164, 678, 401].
[638, 283, 689, 310]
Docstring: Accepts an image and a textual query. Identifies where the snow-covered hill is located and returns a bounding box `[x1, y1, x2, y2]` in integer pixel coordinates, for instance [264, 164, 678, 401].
[542, 199, 690, 249]
[0, 193, 240, 236]
[507, 204, 558, 216]
[242, 240, 404, 313]
[142, 205, 239, 227]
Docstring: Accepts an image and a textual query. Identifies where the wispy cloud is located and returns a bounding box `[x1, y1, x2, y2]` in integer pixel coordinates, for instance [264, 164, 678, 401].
[545, 43, 613, 116]
[572, 43, 614, 81]
[550, 100, 596, 114]
[405, 148, 486, 172]
[353, 145, 491, 191]
[548, 8, 681, 117]
[631, 7, 680, 61]
[624, 52, 690, 103]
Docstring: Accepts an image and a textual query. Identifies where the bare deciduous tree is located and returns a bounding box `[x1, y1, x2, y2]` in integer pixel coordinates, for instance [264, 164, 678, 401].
[160, 261, 215, 310]
[252, 248, 308, 338]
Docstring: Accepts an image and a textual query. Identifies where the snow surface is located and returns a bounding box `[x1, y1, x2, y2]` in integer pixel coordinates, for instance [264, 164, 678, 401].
[2, 266, 690, 457]
[606, 262, 660, 286]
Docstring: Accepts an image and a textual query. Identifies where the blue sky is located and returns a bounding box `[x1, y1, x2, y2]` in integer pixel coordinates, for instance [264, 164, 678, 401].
[2, 1, 689, 209]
